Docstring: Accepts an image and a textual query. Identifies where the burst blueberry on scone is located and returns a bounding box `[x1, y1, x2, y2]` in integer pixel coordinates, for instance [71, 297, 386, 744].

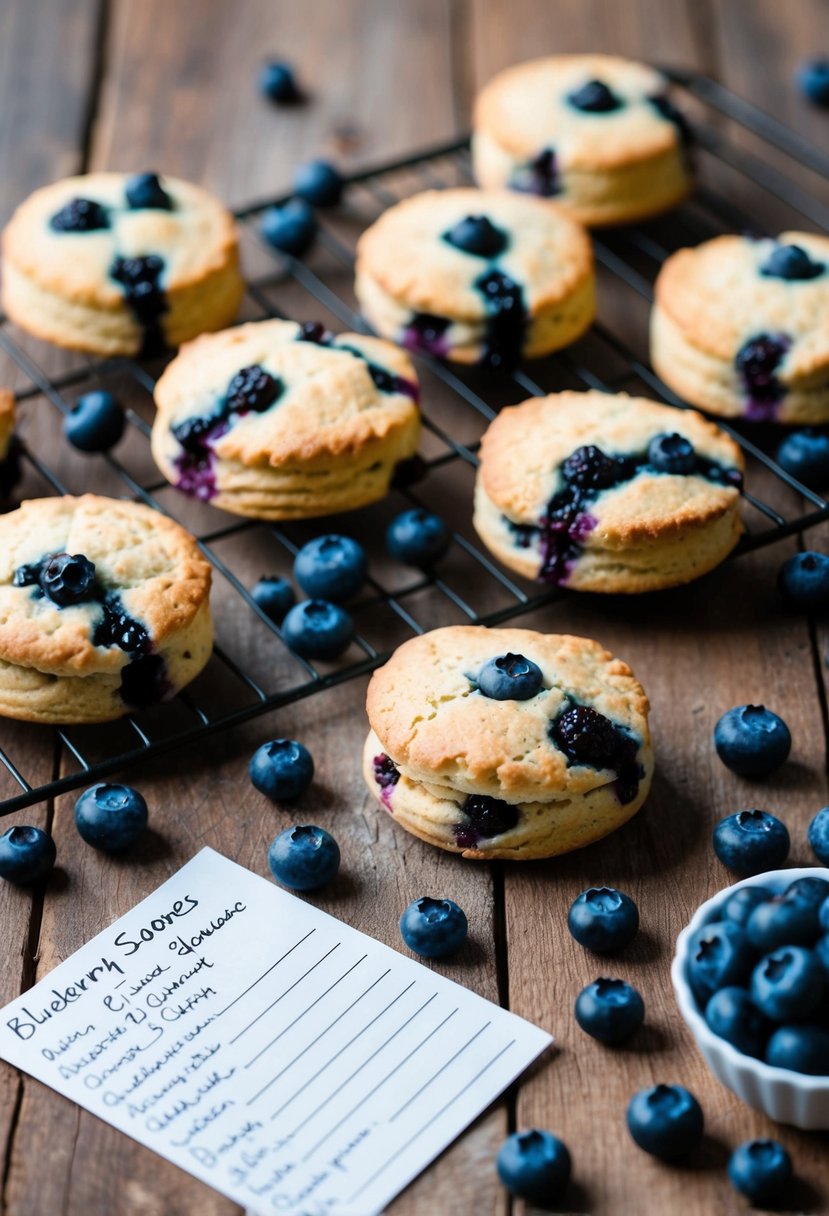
[355, 187, 595, 369]
[472, 54, 693, 226]
[2, 172, 243, 356]
[0, 495, 213, 723]
[473, 390, 744, 593]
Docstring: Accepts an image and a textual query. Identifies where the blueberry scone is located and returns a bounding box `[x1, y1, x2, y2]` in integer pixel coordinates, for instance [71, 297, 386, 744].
[652, 233, 829, 424]
[355, 188, 594, 368]
[473, 390, 744, 593]
[151, 318, 421, 518]
[0, 495, 213, 723]
[363, 625, 653, 860]
[0, 390, 20, 501]
[2, 172, 243, 356]
[473, 54, 693, 227]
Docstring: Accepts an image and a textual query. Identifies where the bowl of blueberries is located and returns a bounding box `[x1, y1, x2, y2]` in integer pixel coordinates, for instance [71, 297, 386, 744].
[672, 867, 829, 1130]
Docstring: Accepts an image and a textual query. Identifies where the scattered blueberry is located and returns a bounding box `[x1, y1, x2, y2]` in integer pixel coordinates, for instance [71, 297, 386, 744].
[252, 576, 295, 623]
[125, 172, 172, 210]
[778, 551, 829, 612]
[713, 810, 790, 876]
[766, 1023, 829, 1074]
[496, 1130, 571, 1204]
[268, 825, 340, 891]
[647, 432, 696, 475]
[626, 1085, 704, 1160]
[574, 977, 645, 1044]
[808, 806, 829, 864]
[293, 535, 366, 602]
[0, 826, 56, 885]
[74, 783, 148, 851]
[728, 1139, 793, 1205]
[64, 390, 125, 453]
[567, 887, 639, 953]
[49, 197, 109, 232]
[442, 215, 508, 258]
[747, 892, 821, 952]
[751, 946, 826, 1021]
[761, 243, 824, 281]
[775, 429, 829, 489]
[722, 884, 774, 929]
[38, 552, 97, 607]
[281, 599, 354, 660]
[704, 986, 770, 1058]
[797, 58, 829, 107]
[260, 199, 317, 256]
[686, 920, 754, 1004]
[399, 897, 468, 958]
[259, 59, 303, 104]
[293, 159, 344, 208]
[249, 739, 314, 801]
[477, 653, 543, 701]
[713, 705, 792, 778]
[385, 508, 450, 566]
[567, 79, 622, 113]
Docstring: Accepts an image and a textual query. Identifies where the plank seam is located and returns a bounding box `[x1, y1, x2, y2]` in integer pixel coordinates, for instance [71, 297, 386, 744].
[78, 0, 112, 173]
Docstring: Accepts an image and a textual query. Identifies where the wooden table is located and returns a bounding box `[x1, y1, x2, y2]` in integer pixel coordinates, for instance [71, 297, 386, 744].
[1, 2, 828, 1212]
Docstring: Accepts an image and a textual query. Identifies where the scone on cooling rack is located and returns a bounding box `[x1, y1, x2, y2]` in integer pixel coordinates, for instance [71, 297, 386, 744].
[151, 318, 421, 519]
[363, 625, 653, 860]
[472, 54, 693, 226]
[0, 495, 213, 724]
[473, 390, 744, 593]
[354, 187, 594, 368]
[0, 390, 20, 501]
[2, 172, 243, 356]
[651, 232, 829, 424]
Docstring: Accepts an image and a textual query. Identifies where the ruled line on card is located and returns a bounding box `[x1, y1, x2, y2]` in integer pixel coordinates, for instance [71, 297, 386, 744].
[215, 928, 317, 1018]
[388, 1021, 491, 1122]
[228, 941, 340, 1045]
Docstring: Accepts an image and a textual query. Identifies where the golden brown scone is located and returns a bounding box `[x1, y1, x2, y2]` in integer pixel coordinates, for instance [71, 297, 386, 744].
[151, 319, 421, 519]
[472, 55, 693, 226]
[363, 626, 653, 860]
[355, 187, 594, 367]
[0, 495, 213, 723]
[473, 390, 744, 594]
[3, 172, 243, 356]
[652, 232, 829, 423]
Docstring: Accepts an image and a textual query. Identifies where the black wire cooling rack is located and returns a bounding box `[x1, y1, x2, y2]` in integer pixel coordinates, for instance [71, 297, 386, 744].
[1, 68, 828, 815]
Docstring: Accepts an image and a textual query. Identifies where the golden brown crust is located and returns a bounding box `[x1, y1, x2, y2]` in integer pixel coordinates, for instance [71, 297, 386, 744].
[0, 390, 15, 457]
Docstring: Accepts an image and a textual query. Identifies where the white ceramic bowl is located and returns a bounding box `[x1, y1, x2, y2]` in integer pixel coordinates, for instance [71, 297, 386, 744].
[672, 866, 829, 1129]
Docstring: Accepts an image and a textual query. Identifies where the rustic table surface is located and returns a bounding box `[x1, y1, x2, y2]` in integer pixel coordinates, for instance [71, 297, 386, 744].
[1, 1, 828, 1213]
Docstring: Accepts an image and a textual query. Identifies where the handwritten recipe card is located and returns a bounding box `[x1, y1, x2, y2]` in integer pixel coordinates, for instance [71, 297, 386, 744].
[0, 848, 551, 1215]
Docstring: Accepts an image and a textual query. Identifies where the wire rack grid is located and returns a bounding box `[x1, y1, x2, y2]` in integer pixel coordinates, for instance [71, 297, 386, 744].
[0, 67, 827, 815]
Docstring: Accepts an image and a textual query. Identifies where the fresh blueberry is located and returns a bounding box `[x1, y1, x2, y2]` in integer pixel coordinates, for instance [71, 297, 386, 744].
[37, 552, 97, 607]
[647, 432, 696, 475]
[751, 946, 826, 1021]
[778, 551, 829, 612]
[567, 887, 639, 953]
[626, 1085, 704, 1160]
[496, 1130, 571, 1204]
[785, 875, 829, 910]
[776, 429, 829, 489]
[293, 159, 344, 208]
[0, 826, 56, 885]
[704, 986, 770, 1057]
[249, 739, 314, 801]
[293, 535, 366, 603]
[259, 59, 303, 104]
[761, 243, 824, 281]
[74, 783, 148, 851]
[714, 706, 792, 778]
[260, 199, 317, 256]
[252, 576, 295, 623]
[747, 893, 821, 952]
[766, 1023, 829, 1074]
[686, 920, 755, 1005]
[713, 810, 790, 876]
[817, 933, 829, 974]
[281, 599, 354, 660]
[722, 884, 774, 929]
[477, 653, 543, 701]
[797, 58, 829, 107]
[399, 897, 468, 958]
[64, 390, 125, 453]
[268, 825, 339, 891]
[561, 444, 619, 490]
[812, 809, 829, 864]
[49, 197, 110, 232]
[728, 1139, 793, 1204]
[125, 172, 172, 211]
[385, 508, 450, 567]
[442, 215, 508, 258]
[567, 79, 622, 112]
[574, 977, 645, 1044]
[821, 896, 829, 935]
